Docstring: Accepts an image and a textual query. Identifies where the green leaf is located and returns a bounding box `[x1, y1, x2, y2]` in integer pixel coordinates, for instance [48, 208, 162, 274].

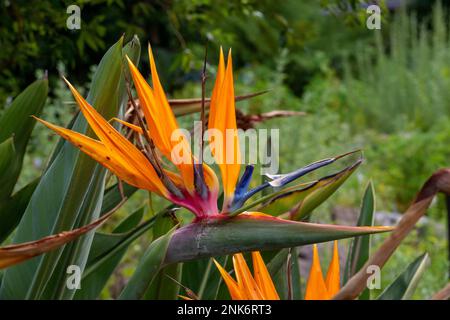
[74, 207, 144, 299]
[181, 258, 210, 296]
[0, 179, 38, 244]
[143, 210, 181, 300]
[112, 207, 145, 234]
[0, 138, 15, 180]
[0, 79, 48, 200]
[181, 257, 226, 300]
[164, 215, 392, 264]
[267, 249, 290, 277]
[0, 37, 134, 299]
[47, 37, 142, 300]
[377, 253, 429, 300]
[90, 208, 145, 263]
[269, 248, 301, 300]
[118, 227, 176, 300]
[143, 262, 182, 300]
[344, 181, 375, 300]
[100, 182, 138, 216]
[261, 161, 361, 220]
[81, 206, 173, 283]
[290, 248, 302, 299]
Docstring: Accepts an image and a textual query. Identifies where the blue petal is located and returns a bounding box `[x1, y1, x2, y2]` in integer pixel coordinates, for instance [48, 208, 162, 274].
[230, 165, 254, 209]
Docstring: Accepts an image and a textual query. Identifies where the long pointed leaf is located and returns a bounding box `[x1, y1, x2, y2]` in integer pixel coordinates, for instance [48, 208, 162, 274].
[74, 207, 144, 299]
[377, 253, 429, 300]
[144, 262, 182, 300]
[47, 37, 142, 300]
[0, 79, 48, 200]
[0, 138, 15, 180]
[267, 249, 290, 277]
[143, 209, 181, 300]
[81, 206, 173, 281]
[0, 179, 38, 243]
[100, 182, 138, 216]
[119, 228, 175, 300]
[185, 258, 223, 300]
[344, 181, 375, 299]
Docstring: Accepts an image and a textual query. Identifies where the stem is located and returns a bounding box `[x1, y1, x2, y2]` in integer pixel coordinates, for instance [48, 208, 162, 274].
[287, 248, 293, 300]
[199, 45, 207, 170]
[446, 195, 450, 280]
[197, 258, 213, 299]
[193, 44, 208, 199]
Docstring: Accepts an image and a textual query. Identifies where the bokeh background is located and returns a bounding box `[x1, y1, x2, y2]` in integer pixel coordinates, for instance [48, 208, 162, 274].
[1, 0, 449, 298]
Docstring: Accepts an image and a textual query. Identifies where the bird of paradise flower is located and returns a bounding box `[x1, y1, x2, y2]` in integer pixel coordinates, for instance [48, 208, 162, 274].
[34, 45, 353, 220]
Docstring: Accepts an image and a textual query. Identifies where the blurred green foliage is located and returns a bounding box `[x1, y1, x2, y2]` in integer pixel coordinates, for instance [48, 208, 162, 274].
[337, 2, 450, 214]
[343, 2, 450, 133]
[0, 0, 374, 104]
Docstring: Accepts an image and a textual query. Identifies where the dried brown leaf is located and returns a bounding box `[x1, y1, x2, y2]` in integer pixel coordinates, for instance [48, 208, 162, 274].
[0, 201, 121, 269]
[333, 169, 450, 300]
[431, 283, 450, 300]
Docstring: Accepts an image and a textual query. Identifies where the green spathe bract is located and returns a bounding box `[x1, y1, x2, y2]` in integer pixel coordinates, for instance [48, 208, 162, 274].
[163, 215, 391, 264]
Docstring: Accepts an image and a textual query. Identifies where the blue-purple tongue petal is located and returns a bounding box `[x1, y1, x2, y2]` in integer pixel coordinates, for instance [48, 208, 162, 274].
[229, 165, 255, 211]
[193, 163, 208, 199]
[233, 165, 254, 198]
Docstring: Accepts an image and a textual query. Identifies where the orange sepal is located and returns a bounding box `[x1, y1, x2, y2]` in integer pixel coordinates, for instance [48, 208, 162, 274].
[213, 259, 245, 300]
[208, 49, 241, 208]
[33, 116, 161, 193]
[305, 244, 329, 300]
[233, 253, 264, 300]
[252, 251, 280, 300]
[325, 240, 340, 297]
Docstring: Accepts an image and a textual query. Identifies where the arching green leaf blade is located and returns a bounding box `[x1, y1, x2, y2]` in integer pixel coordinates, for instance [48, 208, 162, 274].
[74, 207, 144, 299]
[0, 79, 48, 200]
[119, 228, 175, 300]
[344, 181, 375, 299]
[377, 253, 429, 300]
